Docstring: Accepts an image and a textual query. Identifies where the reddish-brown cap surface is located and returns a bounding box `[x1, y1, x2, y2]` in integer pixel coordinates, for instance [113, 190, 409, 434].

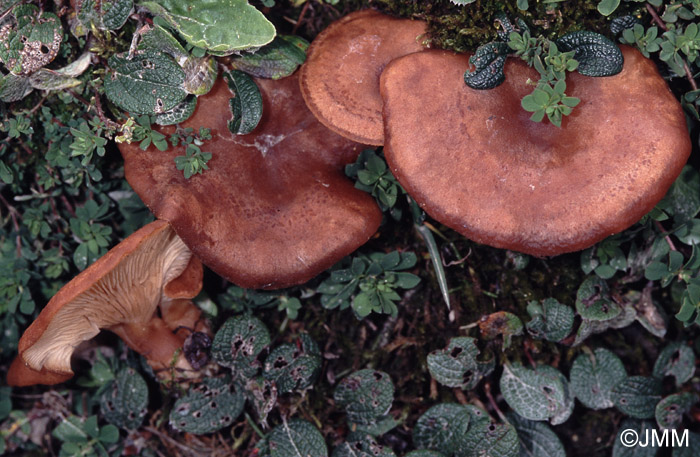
[381, 47, 690, 256]
[7, 220, 195, 386]
[120, 73, 382, 289]
[299, 9, 427, 145]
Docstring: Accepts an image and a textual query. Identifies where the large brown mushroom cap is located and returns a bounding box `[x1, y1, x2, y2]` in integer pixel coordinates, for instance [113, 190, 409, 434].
[380, 47, 691, 256]
[120, 73, 382, 289]
[299, 9, 427, 145]
[7, 220, 197, 386]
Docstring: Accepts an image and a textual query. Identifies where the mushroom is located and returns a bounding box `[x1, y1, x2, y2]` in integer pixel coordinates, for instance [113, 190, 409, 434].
[379, 46, 690, 256]
[299, 9, 427, 145]
[7, 220, 205, 386]
[119, 73, 382, 289]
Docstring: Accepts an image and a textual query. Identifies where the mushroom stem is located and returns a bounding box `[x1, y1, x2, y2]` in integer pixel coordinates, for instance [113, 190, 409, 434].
[109, 318, 194, 375]
[160, 298, 209, 337]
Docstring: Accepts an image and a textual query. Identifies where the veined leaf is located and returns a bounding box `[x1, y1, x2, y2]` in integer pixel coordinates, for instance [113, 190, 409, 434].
[105, 50, 186, 115]
[224, 70, 263, 135]
[140, 0, 275, 54]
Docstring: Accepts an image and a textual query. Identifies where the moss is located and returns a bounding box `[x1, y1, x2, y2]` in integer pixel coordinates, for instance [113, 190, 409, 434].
[339, 0, 648, 52]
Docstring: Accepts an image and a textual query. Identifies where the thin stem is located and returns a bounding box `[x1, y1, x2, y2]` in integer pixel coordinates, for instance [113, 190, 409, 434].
[245, 412, 265, 439]
[654, 220, 677, 251]
[484, 381, 508, 423]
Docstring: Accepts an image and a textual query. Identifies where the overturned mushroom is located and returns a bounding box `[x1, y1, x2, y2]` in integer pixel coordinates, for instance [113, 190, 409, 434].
[7, 220, 206, 386]
[380, 46, 690, 256]
[299, 9, 427, 145]
[119, 73, 382, 289]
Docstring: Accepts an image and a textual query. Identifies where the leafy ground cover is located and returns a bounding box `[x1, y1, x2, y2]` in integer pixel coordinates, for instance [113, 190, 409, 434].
[0, 0, 699, 456]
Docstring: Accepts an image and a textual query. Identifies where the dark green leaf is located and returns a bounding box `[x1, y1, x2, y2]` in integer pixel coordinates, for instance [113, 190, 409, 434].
[655, 392, 698, 429]
[105, 50, 186, 115]
[334, 369, 394, 425]
[426, 337, 494, 389]
[413, 403, 471, 456]
[224, 70, 263, 135]
[507, 412, 566, 457]
[170, 377, 245, 434]
[263, 334, 321, 394]
[556, 31, 623, 76]
[570, 348, 627, 409]
[653, 343, 696, 386]
[100, 367, 148, 430]
[464, 42, 510, 90]
[268, 419, 328, 457]
[611, 376, 663, 419]
[231, 35, 308, 79]
[211, 314, 271, 377]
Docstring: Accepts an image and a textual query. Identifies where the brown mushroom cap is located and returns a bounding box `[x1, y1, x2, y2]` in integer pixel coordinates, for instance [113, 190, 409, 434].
[299, 9, 427, 145]
[120, 73, 382, 289]
[380, 47, 691, 256]
[7, 220, 198, 386]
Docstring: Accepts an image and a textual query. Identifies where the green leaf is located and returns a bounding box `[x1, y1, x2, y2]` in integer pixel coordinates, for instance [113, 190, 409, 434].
[334, 369, 394, 425]
[405, 451, 446, 457]
[500, 363, 569, 423]
[105, 50, 187, 115]
[0, 5, 62, 75]
[170, 376, 245, 434]
[224, 70, 263, 135]
[263, 334, 321, 394]
[413, 403, 471, 456]
[611, 376, 663, 419]
[570, 348, 627, 410]
[155, 95, 197, 125]
[231, 35, 308, 79]
[268, 419, 328, 457]
[52, 415, 90, 442]
[100, 367, 148, 430]
[426, 337, 494, 389]
[98, 424, 120, 444]
[653, 342, 696, 386]
[461, 406, 519, 457]
[525, 298, 574, 342]
[182, 56, 218, 95]
[659, 166, 700, 223]
[556, 31, 623, 76]
[507, 412, 566, 457]
[140, 0, 275, 54]
[415, 222, 450, 310]
[655, 392, 698, 429]
[597, 0, 620, 16]
[612, 419, 657, 457]
[0, 73, 32, 102]
[139, 23, 189, 59]
[77, 0, 133, 31]
[464, 42, 510, 90]
[211, 314, 271, 378]
[576, 276, 621, 321]
[331, 432, 396, 457]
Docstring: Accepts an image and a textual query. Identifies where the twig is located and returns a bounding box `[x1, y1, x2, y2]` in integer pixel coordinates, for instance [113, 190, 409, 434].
[143, 426, 209, 456]
[92, 88, 121, 131]
[292, 1, 311, 35]
[484, 381, 508, 423]
[654, 220, 677, 251]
